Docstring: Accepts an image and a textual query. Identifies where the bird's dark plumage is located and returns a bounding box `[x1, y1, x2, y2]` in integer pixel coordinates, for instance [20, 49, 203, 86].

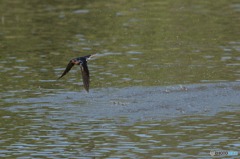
[58, 61, 74, 80]
[58, 53, 98, 93]
[80, 62, 90, 93]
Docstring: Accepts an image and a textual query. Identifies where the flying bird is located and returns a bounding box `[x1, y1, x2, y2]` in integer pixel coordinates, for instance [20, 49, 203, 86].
[58, 53, 98, 93]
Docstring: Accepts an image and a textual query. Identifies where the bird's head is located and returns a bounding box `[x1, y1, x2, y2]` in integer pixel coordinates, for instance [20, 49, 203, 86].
[72, 59, 81, 65]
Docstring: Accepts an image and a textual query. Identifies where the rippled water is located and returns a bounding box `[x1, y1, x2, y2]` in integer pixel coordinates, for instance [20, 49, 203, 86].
[1, 0, 240, 158]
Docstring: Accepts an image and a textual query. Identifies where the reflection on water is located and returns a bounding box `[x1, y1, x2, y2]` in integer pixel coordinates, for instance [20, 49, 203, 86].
[1, 100, 240, 158]
[1, 82, 240, 158]
[1, 0, 240, 158]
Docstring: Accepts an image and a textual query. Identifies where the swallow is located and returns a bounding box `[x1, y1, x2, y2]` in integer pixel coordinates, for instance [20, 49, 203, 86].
[58, 53, 98, 93]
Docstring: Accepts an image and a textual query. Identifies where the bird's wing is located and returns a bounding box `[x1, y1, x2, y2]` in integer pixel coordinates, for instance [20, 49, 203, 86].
[58, 60, 74, 79]
[84, 53, 98, 61]
[80, 63, 90, 93]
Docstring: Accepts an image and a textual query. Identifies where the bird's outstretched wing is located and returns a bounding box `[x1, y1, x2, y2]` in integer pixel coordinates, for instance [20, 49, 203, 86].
[84, 53, 98, 61]
[80, 63, 90, 93]
[58, 60, 74, 79]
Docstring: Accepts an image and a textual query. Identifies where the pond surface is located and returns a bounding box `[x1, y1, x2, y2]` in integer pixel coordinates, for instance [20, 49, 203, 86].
[1, 0, 240, 158]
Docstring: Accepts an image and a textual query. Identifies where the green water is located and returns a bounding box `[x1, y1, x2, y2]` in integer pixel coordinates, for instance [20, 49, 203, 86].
[1, 0, 240, 158]
[1, 0, 240, 94]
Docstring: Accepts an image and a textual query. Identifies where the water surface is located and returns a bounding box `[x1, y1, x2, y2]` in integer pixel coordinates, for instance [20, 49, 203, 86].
[1, 0, 240, 158]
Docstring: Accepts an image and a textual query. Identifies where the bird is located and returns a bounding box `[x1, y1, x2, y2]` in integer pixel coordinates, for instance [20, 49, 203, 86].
[58, 53, 98, 93]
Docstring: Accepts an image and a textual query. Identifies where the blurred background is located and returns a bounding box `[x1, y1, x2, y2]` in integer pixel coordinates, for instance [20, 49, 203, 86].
[1, 0, 240, 158]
